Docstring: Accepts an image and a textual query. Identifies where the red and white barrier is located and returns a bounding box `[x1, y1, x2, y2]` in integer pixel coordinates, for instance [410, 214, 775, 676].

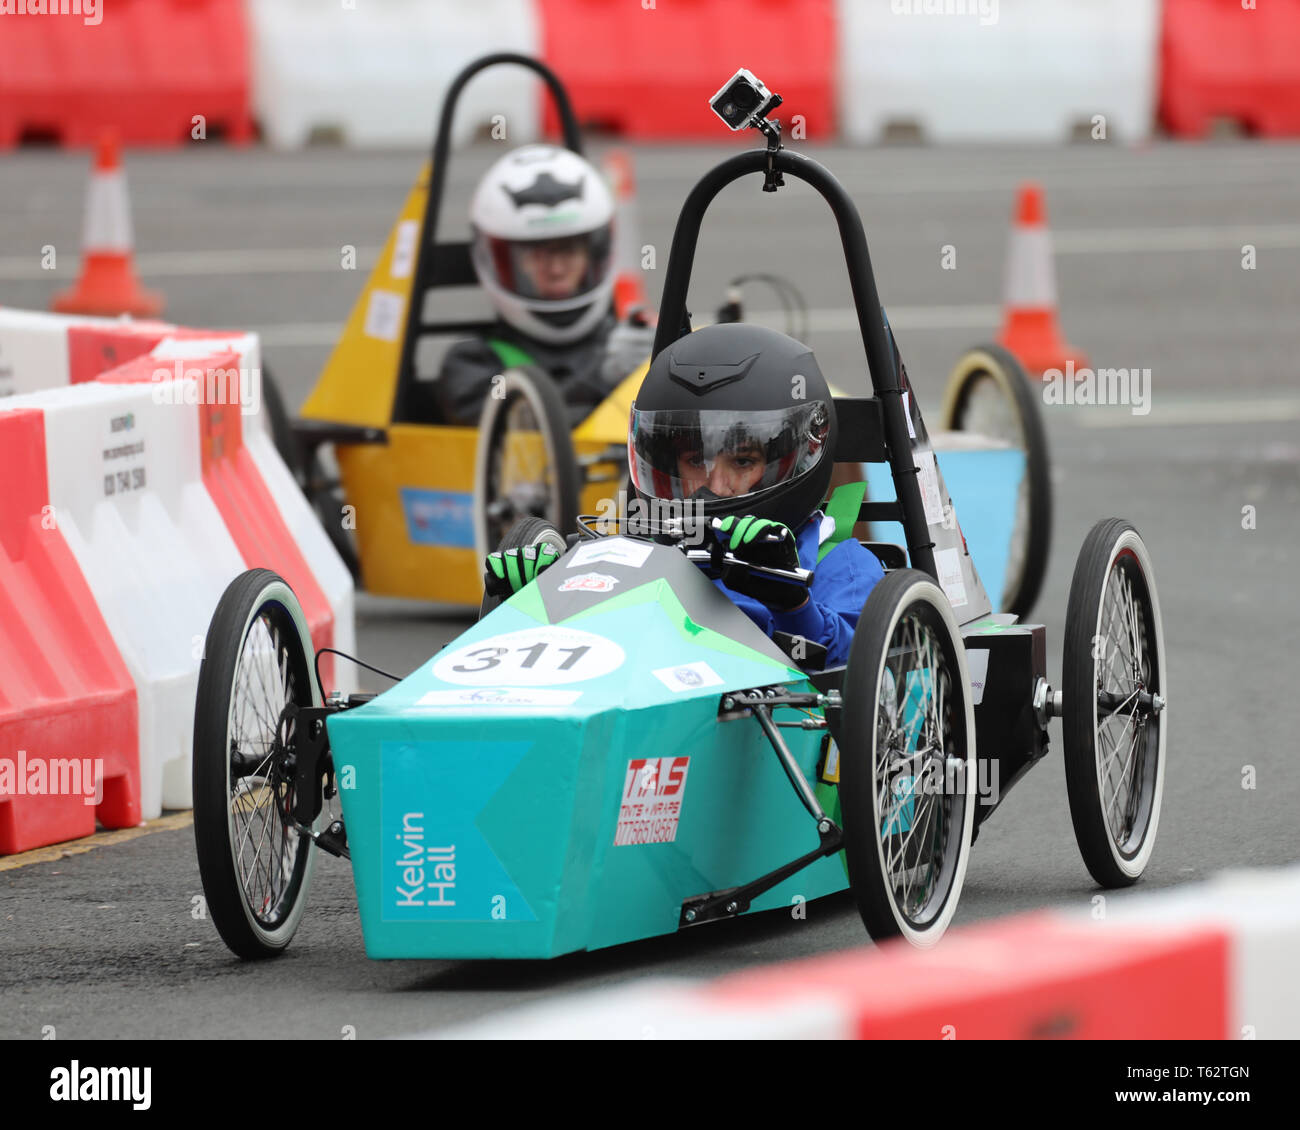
[430, 865, 1300, 1039]
[0, 379, 246, 817]
[0, 408, 141, 855]
[150, 334, 357, 693]
[0, 309, 173, 397]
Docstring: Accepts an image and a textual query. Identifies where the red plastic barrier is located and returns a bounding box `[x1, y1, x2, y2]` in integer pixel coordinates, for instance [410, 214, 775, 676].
[706, 913, 1230, 1038]
[0, 409, 140, 855]
[99, 352, 335, 687]
[539, 0, 836, 139]
[67, 322, 172, 384]
[1160, 0, 1300, 137]
[0, 0, 253, 149]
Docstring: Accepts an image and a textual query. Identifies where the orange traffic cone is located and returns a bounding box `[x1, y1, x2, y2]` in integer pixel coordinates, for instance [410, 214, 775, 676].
[997, 182, 1085, 376]
[53, 132, 163, 318]
[601, 148, 648, 320]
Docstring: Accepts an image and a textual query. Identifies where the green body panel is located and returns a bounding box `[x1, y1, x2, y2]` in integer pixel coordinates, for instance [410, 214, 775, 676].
[328, 538, 848, 959]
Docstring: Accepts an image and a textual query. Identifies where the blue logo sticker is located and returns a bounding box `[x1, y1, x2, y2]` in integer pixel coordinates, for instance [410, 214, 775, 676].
[400, 488, 475, 548]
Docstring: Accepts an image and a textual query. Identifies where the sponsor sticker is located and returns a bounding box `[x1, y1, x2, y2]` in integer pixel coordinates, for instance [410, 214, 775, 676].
[913, 450, 945, 527]
[614, 757, 690, 846]
[433, 625, 624, 687]
[363, 289, 405, 342]
[400, 487, 474, 549]
[390, 220, 419, 280]
[965, 648, 990, 706]
[902, 389, 917, 439]
[414, 688, 583, 708]
[566, 537, 652, 570]
[820, 739, 841, 784]
[935, 546, 968, 608]
[558, 571, 618, 594]
[651, 661, 724, 693]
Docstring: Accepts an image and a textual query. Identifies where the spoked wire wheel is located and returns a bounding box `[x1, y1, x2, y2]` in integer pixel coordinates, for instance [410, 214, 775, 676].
[841, 570, 976, 947]
[1062, 519, 1167, 887]
[941, 344, 1052, 618]
[472, 366, 580, 566]
[193, 569, 321, 959]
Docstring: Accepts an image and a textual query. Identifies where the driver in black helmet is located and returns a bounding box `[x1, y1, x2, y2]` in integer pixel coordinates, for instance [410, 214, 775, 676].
[485, 324, 884, 668]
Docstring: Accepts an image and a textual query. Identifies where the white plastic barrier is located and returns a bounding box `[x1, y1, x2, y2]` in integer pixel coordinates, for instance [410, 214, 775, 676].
[150, 335, 357, 693]
[249, 0, 541, 149]
[838, 0, 1161, 143]
[0, 379, 247, 816]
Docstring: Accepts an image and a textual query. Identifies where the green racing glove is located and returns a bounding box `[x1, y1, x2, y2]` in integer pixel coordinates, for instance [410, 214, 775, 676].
[484, 544, 561, 598]
[713, 515, 809, 612]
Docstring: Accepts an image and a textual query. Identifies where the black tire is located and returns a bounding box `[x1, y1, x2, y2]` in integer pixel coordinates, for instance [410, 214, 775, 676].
[472, 366, 581, 567]
[477, 516, 568, 620]
[193, 569, 321, 959]
[303, 448, 362, 582]
[839, 569, 977, 947]
[941, 344, 1051, 619]
[260, 365, 300, 482]
[1062, 519, 1166, 888]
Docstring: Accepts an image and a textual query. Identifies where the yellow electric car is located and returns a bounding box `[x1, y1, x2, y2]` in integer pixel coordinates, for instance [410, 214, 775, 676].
[285, 53, 640, 608]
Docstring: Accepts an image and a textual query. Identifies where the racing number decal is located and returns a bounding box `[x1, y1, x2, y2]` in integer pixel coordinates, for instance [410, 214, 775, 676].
[449, 643, 592, 674]
[434, 627, 623, 688]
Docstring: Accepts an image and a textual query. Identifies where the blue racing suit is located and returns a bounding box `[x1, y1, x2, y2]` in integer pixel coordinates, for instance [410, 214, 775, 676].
[714, 512, 884, 669]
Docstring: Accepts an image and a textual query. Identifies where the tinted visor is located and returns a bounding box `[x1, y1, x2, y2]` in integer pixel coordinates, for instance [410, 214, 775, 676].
[629, 402, 831, 504]
[481, 226, 613, 303]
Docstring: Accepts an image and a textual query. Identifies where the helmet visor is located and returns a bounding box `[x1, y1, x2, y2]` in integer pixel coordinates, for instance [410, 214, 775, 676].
[479, 226, 613, 304]
[629, 402, 832, 504]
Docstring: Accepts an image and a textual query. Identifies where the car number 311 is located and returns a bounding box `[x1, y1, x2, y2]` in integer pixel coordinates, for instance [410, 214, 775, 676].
[432, 627, 626, 687]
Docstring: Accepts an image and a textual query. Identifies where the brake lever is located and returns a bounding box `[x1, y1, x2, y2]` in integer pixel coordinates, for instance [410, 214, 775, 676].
[684, 548, 813, 587]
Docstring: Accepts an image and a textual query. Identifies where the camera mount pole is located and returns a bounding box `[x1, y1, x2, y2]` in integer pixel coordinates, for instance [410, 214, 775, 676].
[754, 96, 785, 192]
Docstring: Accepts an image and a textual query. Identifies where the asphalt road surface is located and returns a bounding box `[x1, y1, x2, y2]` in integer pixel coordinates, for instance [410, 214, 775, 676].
[1, 141, 1298, 1038]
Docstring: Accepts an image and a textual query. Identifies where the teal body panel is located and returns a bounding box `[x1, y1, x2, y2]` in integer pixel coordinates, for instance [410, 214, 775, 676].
[866, 447, 1022, 612]
[328, 541, 848, 959]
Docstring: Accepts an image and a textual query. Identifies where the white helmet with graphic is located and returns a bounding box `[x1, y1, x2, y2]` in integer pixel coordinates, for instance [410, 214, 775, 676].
[469, 144, 616, 345]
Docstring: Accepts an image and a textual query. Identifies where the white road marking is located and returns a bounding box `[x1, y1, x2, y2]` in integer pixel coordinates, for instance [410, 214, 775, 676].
[4, 220, 1297, 283]
[1068, 397, 1300, 428]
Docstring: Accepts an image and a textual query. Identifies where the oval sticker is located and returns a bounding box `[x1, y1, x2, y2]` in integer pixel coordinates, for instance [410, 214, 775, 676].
[432, 626, 625, 687]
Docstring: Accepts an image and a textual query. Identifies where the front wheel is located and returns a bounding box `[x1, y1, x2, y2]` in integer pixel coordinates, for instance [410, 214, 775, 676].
[472, 366, 580, 567]
[1062, 519, 1167, 888]
[193, 569, 321, 959]
[839, 569, 977, 947]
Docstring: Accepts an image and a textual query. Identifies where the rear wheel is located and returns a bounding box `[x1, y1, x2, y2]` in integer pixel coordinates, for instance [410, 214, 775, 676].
[840, 569, 976, 947]
[941, 344, 1051, 619]
[478, 516, 568, 620]
[1062, 519, 1166, 888]
[193, 569, 321, 959]
[473, 366, 580, 566]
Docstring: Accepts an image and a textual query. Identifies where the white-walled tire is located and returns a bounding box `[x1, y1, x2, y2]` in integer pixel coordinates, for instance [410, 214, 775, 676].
[193, 569, 321, 959]
[840, 570, 977, 947]
[1062, 520, 1166, 887]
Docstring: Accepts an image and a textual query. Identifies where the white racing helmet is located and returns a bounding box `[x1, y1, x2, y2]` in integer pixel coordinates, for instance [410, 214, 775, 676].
[469, 144, 616, 345]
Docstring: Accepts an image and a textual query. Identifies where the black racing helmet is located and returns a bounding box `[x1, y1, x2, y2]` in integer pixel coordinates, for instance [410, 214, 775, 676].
[628, 323, 838, 530]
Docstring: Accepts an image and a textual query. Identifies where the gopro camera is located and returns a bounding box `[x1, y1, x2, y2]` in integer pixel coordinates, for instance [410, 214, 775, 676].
[709, 68, 780, 132]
